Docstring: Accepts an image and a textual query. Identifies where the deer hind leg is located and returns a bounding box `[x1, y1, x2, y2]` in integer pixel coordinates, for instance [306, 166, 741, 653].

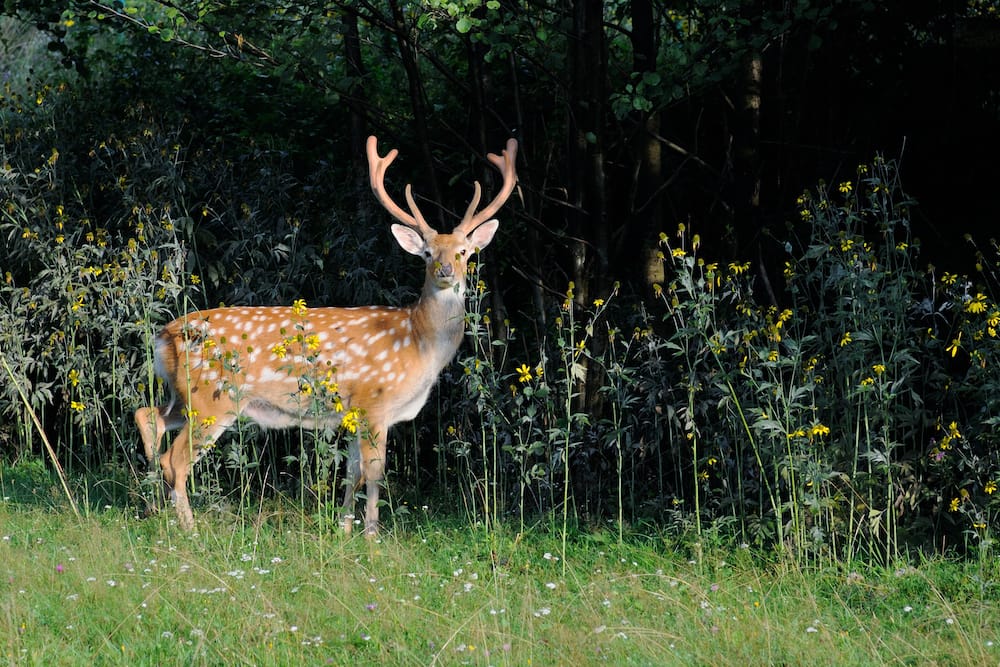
[135, 402, 186, 470]
[160, 415, 234, 531]
[135, 403, 186, 516]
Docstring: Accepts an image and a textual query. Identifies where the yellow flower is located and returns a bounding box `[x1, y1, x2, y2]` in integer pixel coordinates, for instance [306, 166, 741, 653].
[515, 364, 533, 383]
[839, 331, 852, 347]
[860, 376, 874, 386]
[592, 298, 605, 307]
[965, 293, 988, 314]
[809, 424, 830, 438]
[200, 415, 217, 428]
[70, 401, 85, 413]
[985, 480, 997, 495]
[767, 350, 778, 362]
[68, 369, 80, 387]
[945, 332, 962, 358]
[948, 497, 959, 512]
[341, 407, 364, 434]
[941, 272, 957, 286]
[872, 364, 886, 375]
[838, 181, 852, 194]
[272, 342, 288, 359]
[671, 247, 686, 258]
[305, 334, 321, 354]
[291, 298, 307, 317]
[729, 262, 750, 276]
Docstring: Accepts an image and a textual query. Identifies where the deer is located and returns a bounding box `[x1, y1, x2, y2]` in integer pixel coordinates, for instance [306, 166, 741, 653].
[135, 135, 518, 535]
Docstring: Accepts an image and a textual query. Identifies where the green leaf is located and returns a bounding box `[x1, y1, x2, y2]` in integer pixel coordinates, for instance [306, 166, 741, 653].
[456, 16, 472, 33]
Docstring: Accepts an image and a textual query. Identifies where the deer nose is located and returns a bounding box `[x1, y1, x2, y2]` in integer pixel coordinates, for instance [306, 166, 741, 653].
[436, 262, 454, 278]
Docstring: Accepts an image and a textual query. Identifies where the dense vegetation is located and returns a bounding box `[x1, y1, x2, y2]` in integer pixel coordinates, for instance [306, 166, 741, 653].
[2, 1, 1000, 566]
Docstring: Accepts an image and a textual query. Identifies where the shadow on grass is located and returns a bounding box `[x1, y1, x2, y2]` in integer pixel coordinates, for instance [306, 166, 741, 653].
[0, 457, 141, 514]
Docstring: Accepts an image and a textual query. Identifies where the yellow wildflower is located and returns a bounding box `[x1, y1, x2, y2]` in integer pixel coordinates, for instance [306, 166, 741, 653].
[291, 298, 307, 317]
[985, 480, 997, 495]
[839, 331, 852, 347]
[965, 293, 988, 314]
[945, 332, 962, 358]
[341, 408, 364, 434]
[515, 364, 532, 383]
[809, 424, 830, 438]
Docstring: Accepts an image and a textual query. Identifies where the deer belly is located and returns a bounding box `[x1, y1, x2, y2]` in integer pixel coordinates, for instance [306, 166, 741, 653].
[241, 397, 344, 430]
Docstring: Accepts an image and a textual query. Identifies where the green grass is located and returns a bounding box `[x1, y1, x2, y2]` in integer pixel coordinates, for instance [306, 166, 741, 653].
[1, 465, 998, 667]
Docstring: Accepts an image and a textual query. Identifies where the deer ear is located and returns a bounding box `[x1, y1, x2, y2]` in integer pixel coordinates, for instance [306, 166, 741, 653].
[466, 219, 499, 251]
[391, 223, 428, 256]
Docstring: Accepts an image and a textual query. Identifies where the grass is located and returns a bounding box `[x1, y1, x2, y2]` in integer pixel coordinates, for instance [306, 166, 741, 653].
[1, 463, 998, 665]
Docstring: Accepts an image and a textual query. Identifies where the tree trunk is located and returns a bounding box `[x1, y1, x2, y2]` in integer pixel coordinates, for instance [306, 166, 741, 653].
[629, 0, 664, 289]
[387, 0, 443, 226]
[567, 0, 608, 414]
[342, 11, 371, 220]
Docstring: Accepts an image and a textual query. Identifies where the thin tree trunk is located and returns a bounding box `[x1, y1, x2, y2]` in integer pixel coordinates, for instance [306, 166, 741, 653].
[387, 0, 443, 225]
[567, 0, 608, 413]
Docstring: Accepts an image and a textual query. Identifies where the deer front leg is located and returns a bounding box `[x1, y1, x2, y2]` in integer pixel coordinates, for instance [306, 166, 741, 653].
[361, 428, 387, 537]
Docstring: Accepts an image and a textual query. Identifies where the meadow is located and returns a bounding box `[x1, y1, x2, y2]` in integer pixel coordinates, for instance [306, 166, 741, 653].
[2, 459, 999, 667]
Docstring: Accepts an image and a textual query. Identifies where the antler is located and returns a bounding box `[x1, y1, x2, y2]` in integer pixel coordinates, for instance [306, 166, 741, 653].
[455, 138, 519, 235]
[367, 136, 518, 237]
[366, 136, 436, 238]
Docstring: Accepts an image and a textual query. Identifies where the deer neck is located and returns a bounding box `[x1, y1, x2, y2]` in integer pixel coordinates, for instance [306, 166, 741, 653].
[409, 281, 467, 363]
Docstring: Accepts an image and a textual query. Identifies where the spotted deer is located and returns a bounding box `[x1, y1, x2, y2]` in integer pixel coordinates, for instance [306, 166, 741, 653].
[135, 136, 518, 534]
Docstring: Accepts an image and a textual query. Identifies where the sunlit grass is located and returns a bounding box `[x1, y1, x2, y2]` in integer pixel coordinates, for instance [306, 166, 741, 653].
[1, 481, 997, 666]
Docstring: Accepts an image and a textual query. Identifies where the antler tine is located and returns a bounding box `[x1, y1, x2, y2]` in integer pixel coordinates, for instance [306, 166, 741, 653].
[366, 136, 435, 237]
[456, 138, 519, 234]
